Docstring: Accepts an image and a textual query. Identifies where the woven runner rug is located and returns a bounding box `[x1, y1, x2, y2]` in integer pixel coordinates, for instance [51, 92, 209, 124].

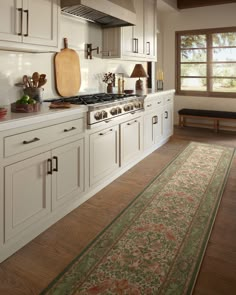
[41, 142, 235, 295]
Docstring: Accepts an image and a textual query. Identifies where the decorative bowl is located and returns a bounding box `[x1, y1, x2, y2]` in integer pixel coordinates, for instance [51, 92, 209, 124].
[11, 102, 40, 113]
[0, 107, 7, 119]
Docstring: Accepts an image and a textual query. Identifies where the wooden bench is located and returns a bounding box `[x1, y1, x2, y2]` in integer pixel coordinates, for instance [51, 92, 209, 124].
[178, 108, 236, 132]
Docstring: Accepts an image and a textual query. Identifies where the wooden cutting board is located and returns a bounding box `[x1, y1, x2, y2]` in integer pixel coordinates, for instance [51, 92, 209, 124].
[54, 38, 81, 97]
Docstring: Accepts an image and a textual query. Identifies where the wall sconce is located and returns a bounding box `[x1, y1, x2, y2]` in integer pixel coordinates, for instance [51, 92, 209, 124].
[85, 43, 99, 59]
[130, 64, 148, 91]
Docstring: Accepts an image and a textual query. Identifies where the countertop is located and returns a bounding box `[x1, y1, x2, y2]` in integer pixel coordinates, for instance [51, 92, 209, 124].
[0, 103, 88, 132]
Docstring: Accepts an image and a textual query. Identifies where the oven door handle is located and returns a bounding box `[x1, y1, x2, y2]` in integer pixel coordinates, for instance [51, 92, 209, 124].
[99, 128, 113, 136]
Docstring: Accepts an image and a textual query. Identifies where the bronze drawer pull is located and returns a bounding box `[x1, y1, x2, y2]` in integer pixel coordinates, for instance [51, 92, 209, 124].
[23, 137, 40, 144]
[127, 120, 137, 126]
[23, 9, 29, 37]
[47, 159, 52, 175]
[64, 126, 76, 132]
[53, 156, 58, 172]
[17, 8, 23, 36]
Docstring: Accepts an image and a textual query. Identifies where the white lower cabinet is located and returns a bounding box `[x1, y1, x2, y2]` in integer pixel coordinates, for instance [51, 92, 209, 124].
[163, 97, 174, 139]
[90, 125, 119, 186]
[5, 152, 51, 242]
[4, 138, 84, 242]
[52, 139, 84, 210]
[120, 117, 143, 166]
[144, 109, 163, 150]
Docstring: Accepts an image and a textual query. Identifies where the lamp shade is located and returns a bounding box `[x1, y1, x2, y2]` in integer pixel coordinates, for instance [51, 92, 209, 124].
[130, 64, 148, 91]
[130, 64, 148, 78]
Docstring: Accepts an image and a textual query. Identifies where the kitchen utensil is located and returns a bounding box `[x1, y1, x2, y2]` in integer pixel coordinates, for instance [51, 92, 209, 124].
[38, 74, 47, 87]
[54, 38, 81, 97]
[32, 72, 40, 87]
[23, 75, 30, 88]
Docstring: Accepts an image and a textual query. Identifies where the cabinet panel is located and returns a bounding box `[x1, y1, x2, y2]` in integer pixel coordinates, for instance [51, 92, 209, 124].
[90, 126, 119, 186]
[0, 0, 22, 42]
[52, 139, 84, 210]
[163, 103, 173, 139]
[23, 0, 58, 47]
[0, 0, 59, 51]
[144, 0, 156, 59]
[4, 152, 51, 242]
[120, 117, 142, 166]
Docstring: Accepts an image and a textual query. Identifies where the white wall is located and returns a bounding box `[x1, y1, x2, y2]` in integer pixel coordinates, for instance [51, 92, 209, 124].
[160, 3, 236, 124]
[0, 14, 145, 106]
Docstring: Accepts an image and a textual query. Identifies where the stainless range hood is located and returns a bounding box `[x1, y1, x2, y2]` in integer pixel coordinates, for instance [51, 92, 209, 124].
[61, 0, 136, 28]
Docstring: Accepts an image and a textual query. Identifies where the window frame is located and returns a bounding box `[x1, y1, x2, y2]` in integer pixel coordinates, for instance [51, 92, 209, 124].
[176, 27, 236, 98]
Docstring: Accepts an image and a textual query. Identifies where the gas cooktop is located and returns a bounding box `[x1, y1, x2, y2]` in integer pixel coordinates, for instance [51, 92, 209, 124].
[44, 93, 137, 105]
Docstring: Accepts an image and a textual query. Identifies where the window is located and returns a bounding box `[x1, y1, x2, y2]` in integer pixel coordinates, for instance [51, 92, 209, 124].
[176, 27, 236, 98]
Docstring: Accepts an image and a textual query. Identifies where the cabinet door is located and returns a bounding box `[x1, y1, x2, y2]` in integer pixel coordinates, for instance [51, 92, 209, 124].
[121, 0, 144, 58]
[144, 0, 156, 60]
[153, 109, 163, 144]
[0, 0, 22, 42]
[90, 126, 119, 186]
[133, 0, 144, 57]
[51, 139, 84, 210]
[120, 117, 142, 166]
[163, 103, 173, 139]
[144, 109, 162, 151]
[4, 151, 51, 242]
[22, 0, 58, 47]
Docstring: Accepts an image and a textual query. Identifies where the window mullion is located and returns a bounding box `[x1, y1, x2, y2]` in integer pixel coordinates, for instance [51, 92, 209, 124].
[207, 33, 213, 92]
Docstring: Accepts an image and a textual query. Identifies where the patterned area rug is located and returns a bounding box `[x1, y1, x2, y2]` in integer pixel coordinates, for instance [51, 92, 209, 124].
[41, 142, 235, 295]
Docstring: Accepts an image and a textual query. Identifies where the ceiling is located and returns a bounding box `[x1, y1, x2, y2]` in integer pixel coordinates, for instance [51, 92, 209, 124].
[177, 0, 236, 9]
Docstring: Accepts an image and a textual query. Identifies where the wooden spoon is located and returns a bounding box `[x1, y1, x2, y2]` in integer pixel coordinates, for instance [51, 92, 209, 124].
[32, 72, 40, 87]
[23, 75, 29, 88]
[38, 74, 47, 87]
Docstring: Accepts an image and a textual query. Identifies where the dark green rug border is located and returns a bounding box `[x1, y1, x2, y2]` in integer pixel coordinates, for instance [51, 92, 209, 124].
[187, 145, 235, 295]
[40, 142, 235, 295]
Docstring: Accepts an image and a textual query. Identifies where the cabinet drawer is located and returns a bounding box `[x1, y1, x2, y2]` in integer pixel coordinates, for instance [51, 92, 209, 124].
[4, 118, 84, 158]
[144, 98, 163, 110]
[164, 94, 173, 104]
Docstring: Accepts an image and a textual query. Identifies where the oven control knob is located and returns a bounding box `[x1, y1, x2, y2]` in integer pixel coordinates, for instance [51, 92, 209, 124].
[134, 102, 140, 108]
[94, 111, 102, 120]
[130, 104, 134, 110]
[123, 104, 130, 112]
[101, 110, 108, 118]
[110, 108, 117, 115]
[117, 107, 122, 114]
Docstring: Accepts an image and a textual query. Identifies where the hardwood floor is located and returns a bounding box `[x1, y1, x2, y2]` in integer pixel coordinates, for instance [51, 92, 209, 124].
[0, 126, 236, 295]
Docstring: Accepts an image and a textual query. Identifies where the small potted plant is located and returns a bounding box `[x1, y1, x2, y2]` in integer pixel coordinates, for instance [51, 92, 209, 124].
[103, 72, 115, 93]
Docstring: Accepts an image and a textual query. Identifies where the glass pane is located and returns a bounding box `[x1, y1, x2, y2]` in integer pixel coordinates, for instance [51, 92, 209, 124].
[212, 32, 236, 47]
[181, 49, 207, 62]
[212, 63, 236, 77]
[181, 34, 206, 48]
[212, 78, 236, 92]
[213, 48, 236, 61]
[181, 78, 207, 91]
[181, 64, 206, 77]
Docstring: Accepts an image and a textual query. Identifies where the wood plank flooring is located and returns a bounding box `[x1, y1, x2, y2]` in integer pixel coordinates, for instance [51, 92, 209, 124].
[0, 126, 236, 295]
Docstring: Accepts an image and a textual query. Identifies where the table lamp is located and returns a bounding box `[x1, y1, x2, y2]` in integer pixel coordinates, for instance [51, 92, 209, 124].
[130, 64, 148, 91]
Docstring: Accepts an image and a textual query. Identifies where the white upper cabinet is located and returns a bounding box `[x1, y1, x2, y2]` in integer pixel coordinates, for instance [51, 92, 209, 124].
[0, 0, 59, 52]
[102, 0, 157, 61]
[144, 0, 157, 60]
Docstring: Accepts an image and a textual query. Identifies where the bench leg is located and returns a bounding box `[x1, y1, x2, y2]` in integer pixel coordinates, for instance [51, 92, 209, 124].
[179, 115, 184, 128]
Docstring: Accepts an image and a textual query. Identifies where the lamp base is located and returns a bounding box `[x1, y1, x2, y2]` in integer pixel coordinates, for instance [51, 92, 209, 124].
[135, 79, 143, 91]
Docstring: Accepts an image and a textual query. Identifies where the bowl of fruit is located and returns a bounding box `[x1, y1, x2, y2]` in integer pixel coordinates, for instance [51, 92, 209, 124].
[0, 107, 7, 119]
[11, 95, 40, 113]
